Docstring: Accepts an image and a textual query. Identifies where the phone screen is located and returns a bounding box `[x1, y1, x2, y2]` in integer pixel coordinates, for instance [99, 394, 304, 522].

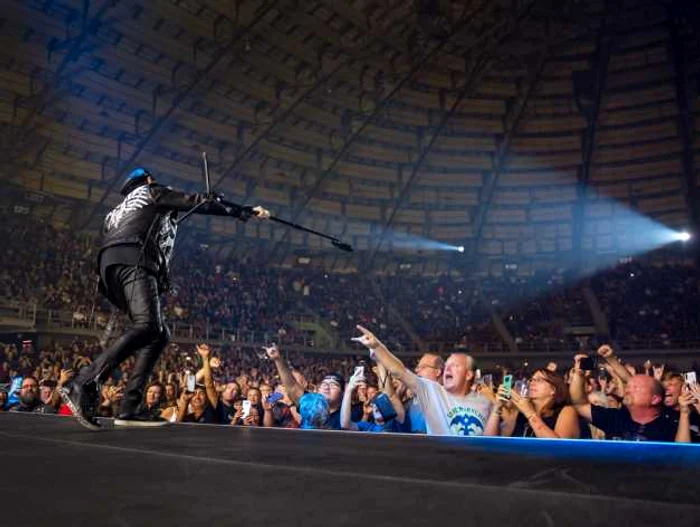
[502, 374, 513, 397]
[186, 373, 196, 393]
[242, 400, 252, 418]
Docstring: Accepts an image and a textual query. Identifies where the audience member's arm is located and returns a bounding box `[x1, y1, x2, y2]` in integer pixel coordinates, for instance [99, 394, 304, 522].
[375, 362, 406, 424]
[51, 368, 74, 408]
[289, 405, 302, 426]
[570, 356, 593, 422]
[341, 382, 359, 431]
[484, 386, 516, 437]
[262, 403, 275, 428]
[676, 391, 696, 443]
[652, 364, 665, 382]
[196, 344, 219, 409]
[484, 391, 505, 436]
[352, 325, 419, 393]
[690, 384, 700, 415]
[265, 345, 304, 404]
[597, 345, 630, 384]
[176, 391, 193, 422]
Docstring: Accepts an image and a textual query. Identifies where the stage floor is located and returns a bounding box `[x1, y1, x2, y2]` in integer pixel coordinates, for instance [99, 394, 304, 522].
[2, 413, 700, 526]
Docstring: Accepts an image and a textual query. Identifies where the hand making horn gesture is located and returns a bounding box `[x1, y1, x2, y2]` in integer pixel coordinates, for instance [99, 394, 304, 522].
[262, 343, 281, 361]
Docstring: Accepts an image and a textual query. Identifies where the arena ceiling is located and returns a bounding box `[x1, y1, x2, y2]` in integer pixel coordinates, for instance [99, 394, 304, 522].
[0, 0, 698, 273]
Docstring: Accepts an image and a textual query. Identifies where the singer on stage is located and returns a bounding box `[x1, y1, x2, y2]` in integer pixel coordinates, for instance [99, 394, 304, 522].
[61, 167, 270, 428]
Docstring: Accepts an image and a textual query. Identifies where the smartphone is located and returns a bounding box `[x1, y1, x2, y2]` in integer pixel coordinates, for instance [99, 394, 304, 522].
[514, 380, 529, 397]
[353, 365, 365, 379]
[502, 374, 513, 398]
[482, 374, 493, 388]
[475, 369, 482, 380]
[579, 356, 598, 371]
[186, 373, 196, 393]
[267, 392, 283, 405]
[7, 376, 23, 407]
[685, 372, 697, 386]
[242, 400, 252, 419]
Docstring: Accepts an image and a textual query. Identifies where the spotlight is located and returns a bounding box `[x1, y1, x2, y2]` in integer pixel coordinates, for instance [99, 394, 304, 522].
[457, 246, 465, 253]
[679, 231, 691, 242]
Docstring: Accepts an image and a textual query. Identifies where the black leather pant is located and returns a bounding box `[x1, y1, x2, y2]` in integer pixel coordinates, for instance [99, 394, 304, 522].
[76, 265, 170, 416]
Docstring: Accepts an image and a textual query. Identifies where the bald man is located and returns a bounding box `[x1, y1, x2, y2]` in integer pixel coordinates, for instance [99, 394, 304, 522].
[570, 353, 679, 442]
[353, 327, 492, 437]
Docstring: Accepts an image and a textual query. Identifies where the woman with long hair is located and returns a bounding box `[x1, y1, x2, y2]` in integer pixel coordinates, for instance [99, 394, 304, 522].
[485, 369, 580, 439]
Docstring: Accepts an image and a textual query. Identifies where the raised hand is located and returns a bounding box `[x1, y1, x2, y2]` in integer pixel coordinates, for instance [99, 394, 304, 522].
[263, 344, 280, 360]
[679, 389, 696, 414]
[58, 369, 74, 387]
[652, 364, 665, 381]
[476, 382, 496, 403]
[231, 407, 243, 425]
[262, 396, 273, 413]
[596, 345, 615, 360]
[494, 385, 511, 409]
[196, 344, 211, 359]
[687, 383, 700, 413]
[209, 357, 221, 369]
[573, 354, 588, 372]
[244, 408, 260, 426]
[351, 325, 380, 350]
[510, 390, 536, 417]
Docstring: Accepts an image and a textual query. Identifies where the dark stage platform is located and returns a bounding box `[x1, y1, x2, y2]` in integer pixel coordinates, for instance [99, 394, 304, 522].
[2, 413, 700, 527]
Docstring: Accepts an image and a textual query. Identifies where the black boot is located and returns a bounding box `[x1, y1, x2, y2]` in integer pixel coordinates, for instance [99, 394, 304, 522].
[59, 382, 101, 431]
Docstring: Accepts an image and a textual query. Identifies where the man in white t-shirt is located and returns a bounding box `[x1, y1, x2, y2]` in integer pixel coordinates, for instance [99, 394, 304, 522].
[352, 325, 493, 437]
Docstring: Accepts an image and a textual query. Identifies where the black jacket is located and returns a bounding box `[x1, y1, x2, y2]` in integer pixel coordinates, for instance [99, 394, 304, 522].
[98, 183, 251, 292]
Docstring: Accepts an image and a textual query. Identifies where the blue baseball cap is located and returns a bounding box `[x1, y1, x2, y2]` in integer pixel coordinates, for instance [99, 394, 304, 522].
[120, 167, 153, 195]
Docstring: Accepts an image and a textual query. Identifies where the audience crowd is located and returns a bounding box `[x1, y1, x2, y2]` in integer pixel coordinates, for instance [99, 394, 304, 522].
[1, 215, 700, 442]
[1, 335, 699, 443]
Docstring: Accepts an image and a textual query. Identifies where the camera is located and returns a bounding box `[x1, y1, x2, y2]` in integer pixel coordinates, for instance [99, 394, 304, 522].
[579, 356, 598, 371]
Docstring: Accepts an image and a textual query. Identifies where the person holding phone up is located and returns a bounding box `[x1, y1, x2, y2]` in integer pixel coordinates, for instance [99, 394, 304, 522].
[176, 345, 218, 424]
[341, 361, 405, 433]
[484, 370, 580, 439]
[569, 345, 689, 442]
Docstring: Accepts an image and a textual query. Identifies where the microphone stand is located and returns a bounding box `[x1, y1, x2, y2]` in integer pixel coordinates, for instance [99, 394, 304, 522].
[179, 152, 354, 252]
[176, 152, 213, 226]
